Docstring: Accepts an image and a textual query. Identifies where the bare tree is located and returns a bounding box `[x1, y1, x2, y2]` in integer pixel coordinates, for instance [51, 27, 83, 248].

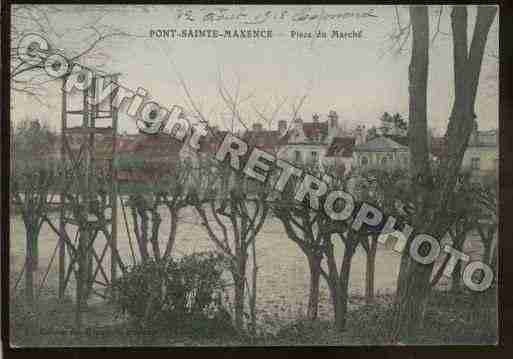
[474, 175, 497, 271]
[189, 160, 270, 333]
[11, 163, 59, 303]
[354, 168, 408, 304]
[272, 171, 325, 321]
[321, 220, 364, 332]
[429, 173, 485, 290]
[11, 5, 135, 104]
[10, 119, 60, 302]
[391, 5, 497, 341]
[251, 95, 288, 131]
[119, 154, 190, 263]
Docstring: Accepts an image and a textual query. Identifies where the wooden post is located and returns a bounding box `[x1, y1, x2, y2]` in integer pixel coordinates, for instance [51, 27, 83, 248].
[110, 74, 119, 285]
[59, 77, 67, 300]
[75, 230, 85, 329]
[76, 77, 93, 329]
[25, 227, 34, 304]
[86, 77, 96, 298]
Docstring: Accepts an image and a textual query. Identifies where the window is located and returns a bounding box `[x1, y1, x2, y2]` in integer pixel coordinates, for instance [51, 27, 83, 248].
[361, 156, 369, 166]
[294, 150, 302, 163]
[311, 151, 319, 163]
[471, 157, 480, 170]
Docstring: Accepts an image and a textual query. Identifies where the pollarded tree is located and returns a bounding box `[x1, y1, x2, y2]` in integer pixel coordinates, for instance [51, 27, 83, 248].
[429, 172, 485, 291]
[189, 158, 270, 333]
[473, 175, 497, 272]
[11, 118, 58, 272]
[11, 162, 60, 304]
[315, 174, 364, 332]
[354, 168, 410, 304]
[271, 165, 329, 322]
[117, 157, 193, 325]
[316, 169, 409, 331]
[118, 156, 190, 263]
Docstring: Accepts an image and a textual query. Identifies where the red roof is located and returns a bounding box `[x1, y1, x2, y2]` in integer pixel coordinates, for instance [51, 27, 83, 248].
[116, 132, 183, 182]
[117, 132, 183, 158]
[326, 137, 356, 157]
[279, 121, 329, 144]
[198, 128, 228, 154]
[302, 121, 329, 142]
[242, 130, 281, 154]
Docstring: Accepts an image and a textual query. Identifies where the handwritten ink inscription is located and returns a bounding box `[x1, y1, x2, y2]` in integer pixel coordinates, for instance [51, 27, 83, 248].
[175, 7, 377, 25]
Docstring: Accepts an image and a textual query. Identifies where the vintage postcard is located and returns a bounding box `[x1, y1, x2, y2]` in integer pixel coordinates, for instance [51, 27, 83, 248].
[6, 4, 498, 347]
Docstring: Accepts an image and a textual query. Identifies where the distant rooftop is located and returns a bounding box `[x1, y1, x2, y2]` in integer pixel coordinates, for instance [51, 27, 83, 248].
[470, 129, 497, 147]
[242, 129, 281, 153]
[326, 137, 356, 157]
[354, 136, 407, 152]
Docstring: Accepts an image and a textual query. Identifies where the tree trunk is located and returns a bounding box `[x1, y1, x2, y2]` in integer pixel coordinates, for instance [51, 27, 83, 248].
[130, 205, 149, 262]
[232, 246, 247, 332]
[430, 250, 451, 288]
[233, 270, 245, 332]
[392, 5, 496, 342]
[396, 251, 412, 298]
[325, 243, 342, 330]
[306, 254, 322, 320]
[32, 229, 39, 271]
[365, 237, 377, 304]
[451, 258, 463, 292]
[249, 238, 258, 334]
[25, 226, 35, 304]
[325, 239, 355, 332]
[392, 7, 431, 341]
[431, 230, 465, 288]
[336, 242, 356, 331]
[163, 208, 178, 260]
[140, 209, 149, 259]
[149, 210, 161, 261]
[327, 280, 344, 331]
[392, 260, 433, 341]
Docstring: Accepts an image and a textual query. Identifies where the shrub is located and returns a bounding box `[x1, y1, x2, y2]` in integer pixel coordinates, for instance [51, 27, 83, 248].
[111, 252, 235, 337]
[10, 293, 76, 346]
[273, 319, 343, 345]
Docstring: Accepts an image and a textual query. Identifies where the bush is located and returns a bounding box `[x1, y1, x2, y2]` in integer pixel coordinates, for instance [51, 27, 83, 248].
[111, 252, 236, 337]
[273, 319, 343, 345]
[346, 290, 497, 345]
[10, 294, 77, 346]
[345, 303, 395, 344]
[419, 289, 497, 344]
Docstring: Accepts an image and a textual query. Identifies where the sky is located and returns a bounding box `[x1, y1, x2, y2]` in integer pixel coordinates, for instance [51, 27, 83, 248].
[11, 5, 499, 136]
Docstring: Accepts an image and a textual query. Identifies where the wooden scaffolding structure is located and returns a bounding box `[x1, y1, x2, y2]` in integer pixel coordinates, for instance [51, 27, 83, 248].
[58, 73, 124, 328]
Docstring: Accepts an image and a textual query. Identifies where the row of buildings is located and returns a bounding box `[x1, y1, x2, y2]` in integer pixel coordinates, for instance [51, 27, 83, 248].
[190, 110, 497, 179]
[28, 110, 498, 181]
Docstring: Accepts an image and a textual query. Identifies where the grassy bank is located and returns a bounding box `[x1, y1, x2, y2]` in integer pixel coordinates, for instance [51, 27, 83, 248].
[9, 288, 497, 347]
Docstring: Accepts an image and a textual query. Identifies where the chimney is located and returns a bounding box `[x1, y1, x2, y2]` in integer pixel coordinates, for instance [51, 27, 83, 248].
[293, 117, 303, 132]
[252, 122, 263, 132]
[355, 125, 365, 145]
[328, 110, 338, 126]
[278, 120, 287, 136]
